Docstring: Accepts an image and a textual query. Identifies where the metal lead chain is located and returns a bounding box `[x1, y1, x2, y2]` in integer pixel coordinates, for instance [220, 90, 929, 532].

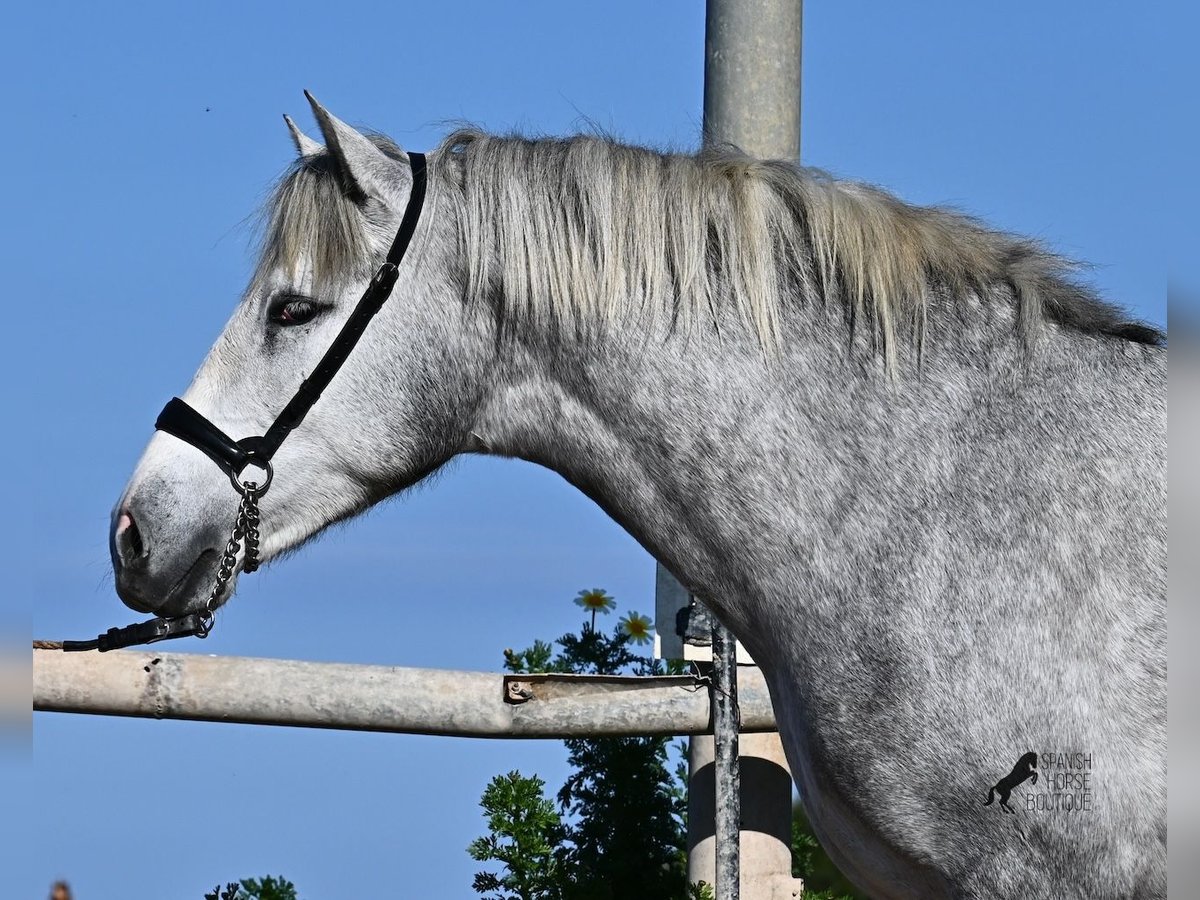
[38, 473, 270, 651]
[201, 484, 264, 636]
[240, 490, 262, 574]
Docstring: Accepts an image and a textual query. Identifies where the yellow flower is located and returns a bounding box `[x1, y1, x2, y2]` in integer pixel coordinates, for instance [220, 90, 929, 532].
[619, 612, 653, 645]
[574, 588, 616, 614]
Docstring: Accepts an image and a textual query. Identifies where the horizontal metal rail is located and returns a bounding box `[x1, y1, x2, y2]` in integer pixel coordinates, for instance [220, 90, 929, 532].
[33, 649, 777, 738]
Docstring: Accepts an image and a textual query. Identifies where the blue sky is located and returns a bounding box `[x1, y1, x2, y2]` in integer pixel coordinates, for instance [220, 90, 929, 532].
[7, 1, 1170, 897]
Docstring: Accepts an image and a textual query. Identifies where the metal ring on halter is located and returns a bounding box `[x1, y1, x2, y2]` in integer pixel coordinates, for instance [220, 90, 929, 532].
[230, 455, 273, 496]
[196, 607, 215, 638]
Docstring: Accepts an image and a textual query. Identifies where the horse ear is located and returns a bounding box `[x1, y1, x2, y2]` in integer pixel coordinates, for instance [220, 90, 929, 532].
[304, 91, 402, 201]
[283, 114, 323, 158]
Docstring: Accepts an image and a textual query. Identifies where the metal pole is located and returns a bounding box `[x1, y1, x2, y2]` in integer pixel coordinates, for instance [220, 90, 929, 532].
[703, 2, 803, 898]
[32, 648, 779, 738]
[711, 621, 741, 900]
[704, 0, 804, 160]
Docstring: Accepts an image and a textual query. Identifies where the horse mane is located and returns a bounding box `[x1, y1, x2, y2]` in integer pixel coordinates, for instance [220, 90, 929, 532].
[259, 128, 1163, 364]
[444, 129, 1162, 363]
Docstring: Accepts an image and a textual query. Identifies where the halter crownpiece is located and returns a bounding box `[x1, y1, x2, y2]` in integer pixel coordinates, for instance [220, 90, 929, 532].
[53, 151, 428, 653]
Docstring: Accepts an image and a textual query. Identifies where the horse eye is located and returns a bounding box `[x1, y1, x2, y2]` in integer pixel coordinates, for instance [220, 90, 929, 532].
[269, 295, 324, 327]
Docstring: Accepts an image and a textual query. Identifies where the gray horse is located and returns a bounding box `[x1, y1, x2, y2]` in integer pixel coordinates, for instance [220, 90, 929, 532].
[111, 95, 1166, 898]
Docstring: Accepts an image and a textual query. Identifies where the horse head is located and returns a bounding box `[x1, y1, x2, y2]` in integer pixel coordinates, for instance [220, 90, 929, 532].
[111, 95, 488, 617]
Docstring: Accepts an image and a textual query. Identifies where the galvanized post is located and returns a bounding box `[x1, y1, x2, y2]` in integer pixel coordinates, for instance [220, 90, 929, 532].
[704, 0, 804, 160]
[701, 2, 803, 898]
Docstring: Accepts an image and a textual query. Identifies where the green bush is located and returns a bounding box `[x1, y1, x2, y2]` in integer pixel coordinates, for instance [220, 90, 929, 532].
[468, 771, 570, 900]
[204, 875, 298, 900]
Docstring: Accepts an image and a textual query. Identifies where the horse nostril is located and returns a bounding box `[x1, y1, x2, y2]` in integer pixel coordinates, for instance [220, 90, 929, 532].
[115, 510, 148, 565]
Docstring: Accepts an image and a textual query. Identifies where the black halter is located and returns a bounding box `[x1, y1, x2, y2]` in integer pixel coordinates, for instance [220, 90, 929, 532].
[53, 153, 428, 652]
[156, 152, 428, 486]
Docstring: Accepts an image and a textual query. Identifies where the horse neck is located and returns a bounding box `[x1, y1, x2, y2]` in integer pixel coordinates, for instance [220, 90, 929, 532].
[473, 291, 1033, 648]
[465, 266, 1152, 662]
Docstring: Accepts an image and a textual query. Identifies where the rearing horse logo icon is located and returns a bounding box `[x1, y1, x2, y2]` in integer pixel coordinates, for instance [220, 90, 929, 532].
[984, 752, 1038, 813]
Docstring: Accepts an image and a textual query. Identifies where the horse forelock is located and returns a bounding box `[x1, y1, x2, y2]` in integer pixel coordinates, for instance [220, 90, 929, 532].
[257, 134, 407, 287]
[438, 128, 1163, 362]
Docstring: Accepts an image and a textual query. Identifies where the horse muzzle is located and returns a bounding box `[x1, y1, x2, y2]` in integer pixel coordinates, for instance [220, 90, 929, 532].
[110, 490, 228, 617]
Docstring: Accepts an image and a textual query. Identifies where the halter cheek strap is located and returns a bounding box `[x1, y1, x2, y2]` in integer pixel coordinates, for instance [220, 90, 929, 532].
[155, 151, 428, 484]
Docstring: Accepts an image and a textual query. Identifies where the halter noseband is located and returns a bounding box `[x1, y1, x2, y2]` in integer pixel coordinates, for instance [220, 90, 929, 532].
[156, 151, 428, 488]
[57, 152, 428, 652]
